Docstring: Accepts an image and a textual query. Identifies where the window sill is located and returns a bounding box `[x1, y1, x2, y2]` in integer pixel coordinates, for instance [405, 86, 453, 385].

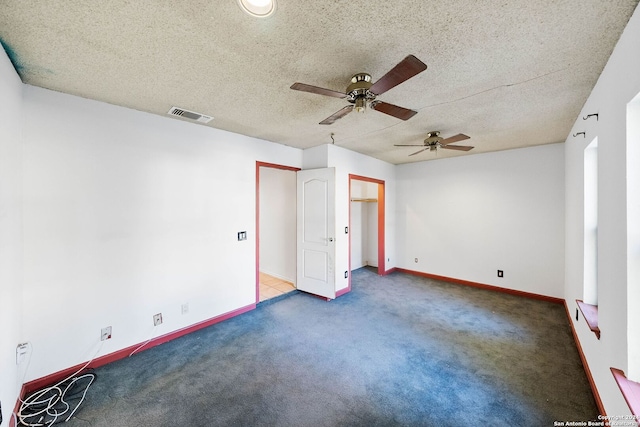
[576, 300, 600, 339]
[611, 368, 640, 421]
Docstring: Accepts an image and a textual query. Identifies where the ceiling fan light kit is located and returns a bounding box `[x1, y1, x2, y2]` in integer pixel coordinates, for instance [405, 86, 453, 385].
[290, 55, 427, 124]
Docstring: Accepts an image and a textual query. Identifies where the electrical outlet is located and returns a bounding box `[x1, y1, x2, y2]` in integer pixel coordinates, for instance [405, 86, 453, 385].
[497, 270, 504, 278]
[237, 231, 247, 241]
[414, 258, 418, 263]
[16, 343, 29, 365]
[181, 303, 189, 315]
[344, 271, 348, 279]
[153, 313, 163, 326]
[101, 326, 112, 341]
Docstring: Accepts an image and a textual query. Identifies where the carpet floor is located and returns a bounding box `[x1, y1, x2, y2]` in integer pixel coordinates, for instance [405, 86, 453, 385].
[57, 268, 597, 426]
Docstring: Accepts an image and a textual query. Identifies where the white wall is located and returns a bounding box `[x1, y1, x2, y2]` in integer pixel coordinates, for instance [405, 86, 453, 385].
[396, 144, 565, 298]
[565, 4, 640, 415]
[259, 167, 296, 283]
[0, 44, 24, 427]
[327, 145, 396, 290]
[302, 144, 396, 291]
[19, 85, 302, 382]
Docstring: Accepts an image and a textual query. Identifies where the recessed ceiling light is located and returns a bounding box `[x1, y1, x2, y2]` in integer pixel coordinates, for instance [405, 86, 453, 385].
[237, 0, 276, 18]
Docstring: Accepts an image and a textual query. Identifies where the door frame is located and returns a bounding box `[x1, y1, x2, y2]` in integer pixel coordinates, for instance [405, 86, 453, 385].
[346, 174, 386, 294]
[255, 161, 301, 303]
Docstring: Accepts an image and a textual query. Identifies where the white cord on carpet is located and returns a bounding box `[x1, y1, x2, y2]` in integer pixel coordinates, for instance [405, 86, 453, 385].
[16, 341, 104, 426]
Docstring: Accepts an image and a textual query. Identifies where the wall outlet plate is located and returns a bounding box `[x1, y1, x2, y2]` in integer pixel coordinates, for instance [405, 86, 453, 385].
[497, 270, 504, 277]
[237, 231, 247, 241]
[101, 326, 112, 341]
[181, 303, 189, 315]
[153, 313, 163, 326]
[16, 343, 29, 365]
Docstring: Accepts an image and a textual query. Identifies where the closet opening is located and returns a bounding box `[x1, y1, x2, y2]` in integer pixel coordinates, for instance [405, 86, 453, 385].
[349, 175, 385, 281]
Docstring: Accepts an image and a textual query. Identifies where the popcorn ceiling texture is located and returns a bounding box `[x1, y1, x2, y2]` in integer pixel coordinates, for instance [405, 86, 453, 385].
[0, 0, 637, 164]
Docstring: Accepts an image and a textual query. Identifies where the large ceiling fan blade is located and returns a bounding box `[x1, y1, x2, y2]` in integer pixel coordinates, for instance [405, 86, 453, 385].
[369, 55, 428, 96]
[370, 101, 418, 121]
[439, 134, 470, 145]
[409, 147, 429, 156]
[319, 105, 354, 125]
[290, 83, 347, 99]
[394, 144, 426, 147]
[441, 144, 474, 151]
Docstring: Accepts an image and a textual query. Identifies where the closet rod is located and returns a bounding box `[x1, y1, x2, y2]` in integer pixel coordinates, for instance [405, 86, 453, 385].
[350, 198, 378, 202]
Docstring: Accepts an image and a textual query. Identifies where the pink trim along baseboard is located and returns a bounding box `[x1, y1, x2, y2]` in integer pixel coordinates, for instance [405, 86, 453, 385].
[395, 268, 564, 304]
[18, 303, 256, 398]
[564, 301, 606, 417]
[383, 267, 397, 276]
[335, 287, 351, 298]
[11, 391, 22, 427]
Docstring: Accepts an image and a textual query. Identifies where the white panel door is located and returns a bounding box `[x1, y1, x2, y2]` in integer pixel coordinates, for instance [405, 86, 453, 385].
[297, 168, 336, 299]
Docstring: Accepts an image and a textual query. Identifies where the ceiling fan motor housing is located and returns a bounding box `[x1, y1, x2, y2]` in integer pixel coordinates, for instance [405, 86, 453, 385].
[346, 73, 376, 111]
[424, 131, 442, 144]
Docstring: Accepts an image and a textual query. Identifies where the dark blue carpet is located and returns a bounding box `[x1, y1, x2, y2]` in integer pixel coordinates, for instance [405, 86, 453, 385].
[61, 268, 597, 426]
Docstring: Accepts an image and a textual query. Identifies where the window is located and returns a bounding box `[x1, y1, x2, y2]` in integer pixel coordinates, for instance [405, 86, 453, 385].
[626, 92, 640, 383]
[577, 138, 600, 339]
[584, 138, 598, 306]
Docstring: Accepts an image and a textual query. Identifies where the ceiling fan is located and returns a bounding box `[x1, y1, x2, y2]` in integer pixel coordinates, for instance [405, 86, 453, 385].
[290, 55, 427, 125]
[395, 131, 473, 156]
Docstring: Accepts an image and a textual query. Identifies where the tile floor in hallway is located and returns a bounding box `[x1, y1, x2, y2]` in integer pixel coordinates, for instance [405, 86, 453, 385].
[259, 272, 296, 302]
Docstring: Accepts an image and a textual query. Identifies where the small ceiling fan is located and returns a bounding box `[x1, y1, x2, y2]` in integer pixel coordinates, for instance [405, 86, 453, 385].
[290, 55, 427, 125]
[395, 131, 473, 156]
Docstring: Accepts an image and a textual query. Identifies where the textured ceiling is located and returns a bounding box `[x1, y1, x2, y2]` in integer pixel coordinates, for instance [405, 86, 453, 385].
[1, 0, 638, 164]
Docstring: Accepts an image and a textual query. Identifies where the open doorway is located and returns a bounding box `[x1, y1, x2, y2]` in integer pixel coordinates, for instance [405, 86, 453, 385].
[349, 175, 385, 279]
[256, 162, 300, 303]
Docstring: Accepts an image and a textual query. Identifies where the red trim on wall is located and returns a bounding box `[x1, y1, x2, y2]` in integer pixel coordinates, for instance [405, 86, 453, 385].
[611, 368, 640, 420]
[255, 161, 300, 304]
[255, 161, 261, 303]
[383, 267, 397, 276]
[348, 174, 386, 284]
[255, 161, 300, 172]
[19, 303, 255, 396]
[564, 302, 606, 417]
[348, 176, 352, 292]
[576, 299, 601, 339]
[11, 389, 23, 427]
[335, 287, 351, 297]
[395, 268, 564, 304]
[377, 180, 385, 273]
